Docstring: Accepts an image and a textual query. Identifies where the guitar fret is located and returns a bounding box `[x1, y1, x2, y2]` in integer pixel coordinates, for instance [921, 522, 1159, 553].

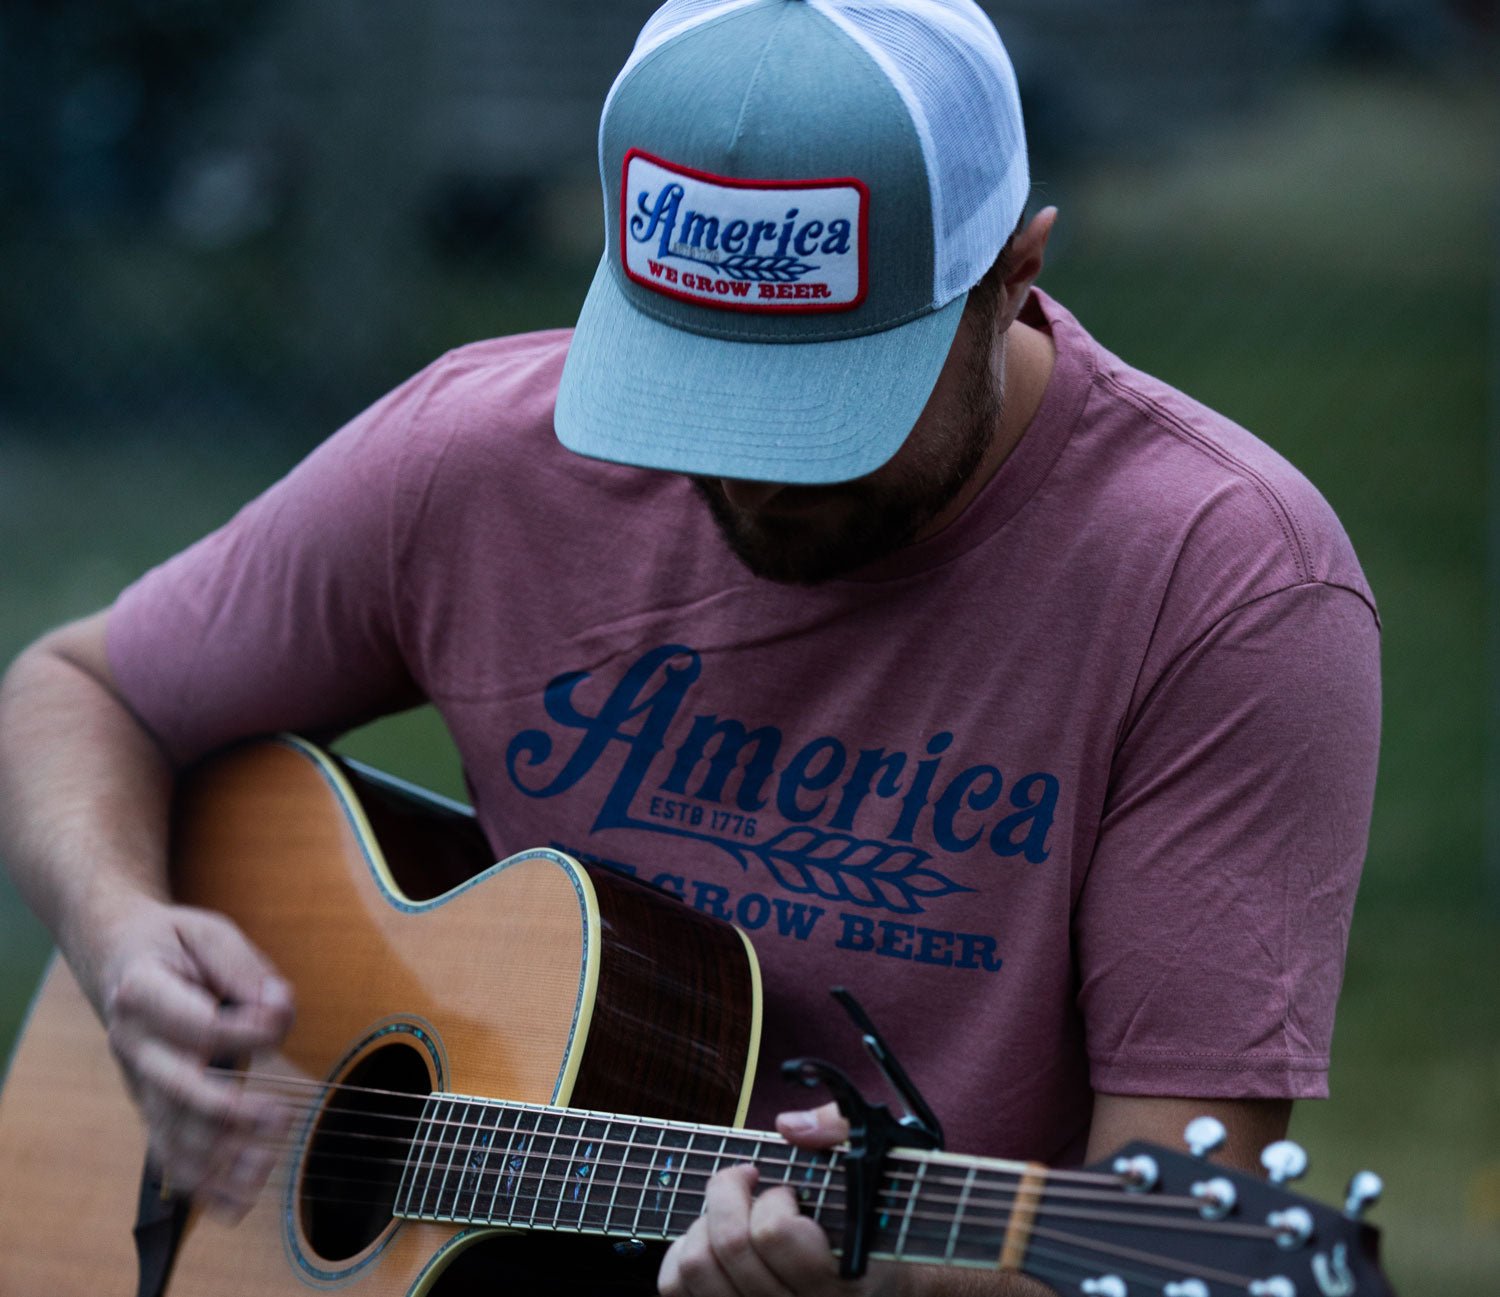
[438, 1098, 473, 1220]
[658, 1126, 693, 1237]
[665, 1128, 717, 1237]
[895, 1157, 926, 1257]
[632, 1123, 671, 1238]
[522, 1109, 565, 1228]
[480, 1103, 521, 1223]
[446, 1100, 480, 1220]
[782, 1143, 816, 1212]
[602, 1118, 639, 1235]
[414, 1097, 455, 1219]
[470, 1102, 508, 1221]
[453, 1101, 502, 1222]
[501, 1107, 545, 1226]
[547, 1112, 579, 1230]
[943, 1164, 979, 1263]
[572, 1114, 616, 1232]
[816, 1148, 838, 1235]
[968, 1166, 1022, 1265]
[396, 1094, 441, 1218]
[549, 1112, 607, 1232]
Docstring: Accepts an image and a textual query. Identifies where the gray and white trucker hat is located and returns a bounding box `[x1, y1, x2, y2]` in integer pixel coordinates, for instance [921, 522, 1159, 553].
[554, 0, 1029, 484]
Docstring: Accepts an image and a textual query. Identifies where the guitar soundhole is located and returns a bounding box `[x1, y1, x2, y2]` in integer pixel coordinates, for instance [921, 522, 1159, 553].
[300, 1040, 432, 1261]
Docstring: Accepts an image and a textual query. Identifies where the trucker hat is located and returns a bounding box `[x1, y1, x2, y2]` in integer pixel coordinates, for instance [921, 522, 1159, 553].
[554, 0, 1029, 484]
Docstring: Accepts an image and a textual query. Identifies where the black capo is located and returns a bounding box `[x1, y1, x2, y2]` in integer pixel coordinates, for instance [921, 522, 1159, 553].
[781, 987, 945, 1279]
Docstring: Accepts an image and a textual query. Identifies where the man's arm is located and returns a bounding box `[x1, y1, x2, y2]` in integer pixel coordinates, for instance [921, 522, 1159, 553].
[658, 1093, 1289, 1297]
[0, 609, 294, 1217]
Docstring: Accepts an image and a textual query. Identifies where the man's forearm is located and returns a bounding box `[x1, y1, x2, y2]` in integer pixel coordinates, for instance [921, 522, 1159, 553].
[0, 610, 174, 1006]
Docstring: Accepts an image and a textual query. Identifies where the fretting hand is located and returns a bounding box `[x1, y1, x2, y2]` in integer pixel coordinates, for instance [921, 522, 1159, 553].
[658, 1102, 907, 1297]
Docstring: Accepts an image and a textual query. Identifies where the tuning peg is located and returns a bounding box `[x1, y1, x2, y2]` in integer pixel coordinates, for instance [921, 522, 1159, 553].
[1081, 1276, 1127, 1297]
[1344, 1169, 1384, 1219]
[1268, 1205, 1315, 1249]
[1260, 1139, 1309, 1184]
[1191, 1175, 1237, 1219]
[1111, 1152, 1160, 1192]
[1164, 1281, 1210, 1297]
[1248, 1280, 1296, 1297]
[1184, 1115, 1227, 1157]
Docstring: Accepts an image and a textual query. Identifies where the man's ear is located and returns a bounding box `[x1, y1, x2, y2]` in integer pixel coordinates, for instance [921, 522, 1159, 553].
[996, 206, 1058, 331]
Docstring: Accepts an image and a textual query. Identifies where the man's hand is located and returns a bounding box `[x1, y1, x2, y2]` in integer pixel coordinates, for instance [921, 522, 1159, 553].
[97, 898, 295, 1220]
[659, 1102, 907, 1297]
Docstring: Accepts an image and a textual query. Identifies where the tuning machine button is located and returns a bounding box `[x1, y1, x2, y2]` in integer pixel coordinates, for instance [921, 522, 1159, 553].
[1184, 1116, 1228, 1158]
[1163, 1281, 1210, 1297]
[1267, 1205, 1315, 1249]
[1191, 1175, 1237, 1219]
[1080, 1276, 1127, 1297]
[1248, 1279, 1297, 1297]
[1111, 1153, 1160, 1193]
[1260, 1140, 1309, 1185]
[1344, 1169, 1384, 1219]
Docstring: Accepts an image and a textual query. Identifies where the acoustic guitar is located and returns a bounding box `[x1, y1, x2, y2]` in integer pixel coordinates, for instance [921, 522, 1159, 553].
[0, 736, 1394, 1297]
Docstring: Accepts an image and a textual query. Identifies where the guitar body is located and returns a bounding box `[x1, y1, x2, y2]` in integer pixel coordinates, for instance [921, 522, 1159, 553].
[0, 737, 762, 1296]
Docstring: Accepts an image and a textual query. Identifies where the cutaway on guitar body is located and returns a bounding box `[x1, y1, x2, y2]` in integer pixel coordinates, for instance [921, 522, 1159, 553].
[0, 736, 763, 1296]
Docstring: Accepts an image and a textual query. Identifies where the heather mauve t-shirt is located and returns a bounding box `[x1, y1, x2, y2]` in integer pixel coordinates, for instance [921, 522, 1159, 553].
[108, 291, 1381, 1167]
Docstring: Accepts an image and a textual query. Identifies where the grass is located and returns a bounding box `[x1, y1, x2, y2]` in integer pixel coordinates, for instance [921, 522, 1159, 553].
[2, 61, 1496, 1294]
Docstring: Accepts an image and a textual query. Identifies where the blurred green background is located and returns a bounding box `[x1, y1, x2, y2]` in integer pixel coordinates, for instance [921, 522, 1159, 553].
[1, 2, 1497, 1292]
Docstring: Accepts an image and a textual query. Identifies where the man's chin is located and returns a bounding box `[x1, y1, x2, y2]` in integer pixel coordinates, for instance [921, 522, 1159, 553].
[691, 478, 918, 584]
[713, 517, 912, 585]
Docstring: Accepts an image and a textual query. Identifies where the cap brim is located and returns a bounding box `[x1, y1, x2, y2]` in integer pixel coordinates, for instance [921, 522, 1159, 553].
[555, 256, 966, 485]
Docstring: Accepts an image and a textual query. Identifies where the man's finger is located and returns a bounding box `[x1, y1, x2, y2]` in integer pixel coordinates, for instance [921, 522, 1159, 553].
[774, 1101, 850, 1148]
[130, 1037, 286, 1137]
[178, 911, 293, 1016]
[750, 1184, 841, 1294]
[703, 1165, 799, 1297]
[109, 959, 287, 1061]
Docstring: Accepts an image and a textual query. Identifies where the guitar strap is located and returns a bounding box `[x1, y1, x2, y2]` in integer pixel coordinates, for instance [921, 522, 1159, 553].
[133, 1159, 191, 1297]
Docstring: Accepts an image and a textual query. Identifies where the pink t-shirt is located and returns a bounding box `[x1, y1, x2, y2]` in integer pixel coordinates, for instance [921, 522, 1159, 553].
[108, 291, 1381, 1167]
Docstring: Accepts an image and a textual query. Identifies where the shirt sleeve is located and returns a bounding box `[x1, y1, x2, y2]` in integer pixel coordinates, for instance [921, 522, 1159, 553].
[106, 368, 440, 767]
[1075, 580, 1381, 1099]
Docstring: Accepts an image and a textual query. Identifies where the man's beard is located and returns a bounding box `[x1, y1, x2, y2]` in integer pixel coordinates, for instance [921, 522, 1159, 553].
[692, 337, 1002, 585]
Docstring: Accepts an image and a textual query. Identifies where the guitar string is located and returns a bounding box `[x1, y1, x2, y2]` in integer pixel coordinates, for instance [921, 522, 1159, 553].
[217, 1061, 1236, 1205]
[1028, 1221, 1256, 1289]
[255, 1123, 1279, 1244]
[229, 1111, 1257, 1231]
[1015, 1241, 1219, 1295]
[221, 1087, 1272, 1287]
[224, 1125, 1277, 1267]
[213, 1067, 1189, 1198]
[212, 1088, 1277, 1246]
[244, 1165, 1263, 1291]
[203, 1165, 1237, 1296]
[248, 1118, 1228, 1223]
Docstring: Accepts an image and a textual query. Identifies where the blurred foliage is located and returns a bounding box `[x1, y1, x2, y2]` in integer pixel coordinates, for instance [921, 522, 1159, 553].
[0, 4, 1497, 1292]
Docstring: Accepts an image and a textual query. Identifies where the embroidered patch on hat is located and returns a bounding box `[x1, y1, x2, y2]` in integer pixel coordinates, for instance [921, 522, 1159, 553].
[621, 149, 868, 314]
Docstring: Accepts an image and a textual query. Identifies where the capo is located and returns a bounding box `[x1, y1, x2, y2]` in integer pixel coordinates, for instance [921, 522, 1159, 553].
[781, 987, 944, 1278]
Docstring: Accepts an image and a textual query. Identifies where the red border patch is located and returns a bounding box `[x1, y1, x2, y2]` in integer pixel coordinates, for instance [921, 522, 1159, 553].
[619, 148, 870, 315]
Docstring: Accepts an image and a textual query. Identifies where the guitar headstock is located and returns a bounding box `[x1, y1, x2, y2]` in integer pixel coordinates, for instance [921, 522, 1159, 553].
[1046, 1125, 1394, 1297]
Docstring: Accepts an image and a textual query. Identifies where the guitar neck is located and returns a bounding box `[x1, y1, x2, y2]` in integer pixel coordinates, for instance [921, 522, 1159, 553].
[392, 1093, 1033, 1271]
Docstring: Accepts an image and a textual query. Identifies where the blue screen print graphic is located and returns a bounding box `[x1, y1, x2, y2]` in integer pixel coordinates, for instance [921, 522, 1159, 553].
[505, 646, 1059, 918]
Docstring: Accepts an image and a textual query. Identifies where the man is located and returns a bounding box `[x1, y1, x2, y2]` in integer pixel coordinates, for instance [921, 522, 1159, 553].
[0, 1, 1380, 1294]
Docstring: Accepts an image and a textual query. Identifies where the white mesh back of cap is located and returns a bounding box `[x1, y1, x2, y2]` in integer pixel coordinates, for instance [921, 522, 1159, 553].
[814, 0, 1028, 303]
[606, 0, 1028, 310]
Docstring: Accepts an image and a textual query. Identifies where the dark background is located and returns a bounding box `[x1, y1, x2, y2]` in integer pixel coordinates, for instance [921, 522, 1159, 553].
[1, 2, 1496, 1289]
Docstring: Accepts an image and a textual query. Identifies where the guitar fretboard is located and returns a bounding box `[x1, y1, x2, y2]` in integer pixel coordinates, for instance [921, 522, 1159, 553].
[393, 1094, 1026, 1268]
